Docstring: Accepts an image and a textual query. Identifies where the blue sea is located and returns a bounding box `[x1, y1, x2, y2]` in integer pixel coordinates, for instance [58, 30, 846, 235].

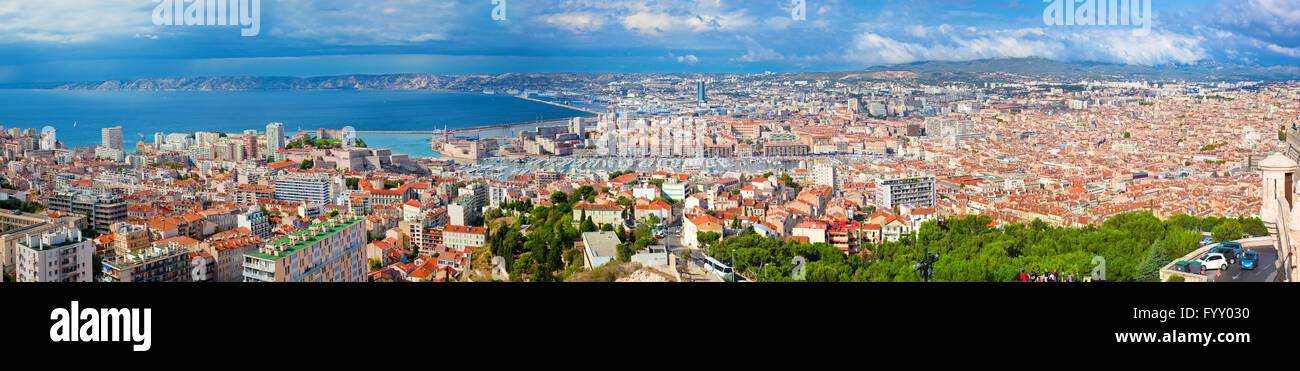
[0, 90, 593, 157]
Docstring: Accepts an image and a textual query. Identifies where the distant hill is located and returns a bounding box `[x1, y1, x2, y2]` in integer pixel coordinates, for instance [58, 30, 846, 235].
[845, 57, 1300, 82]
[27, 58, 1300, 91]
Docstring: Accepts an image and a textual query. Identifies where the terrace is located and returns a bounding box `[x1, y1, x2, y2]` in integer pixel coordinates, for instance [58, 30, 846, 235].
[245, 215, 362, 261]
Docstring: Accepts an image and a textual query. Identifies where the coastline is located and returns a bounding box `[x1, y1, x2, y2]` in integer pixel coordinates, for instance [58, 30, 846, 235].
[1, 89, 599, 159]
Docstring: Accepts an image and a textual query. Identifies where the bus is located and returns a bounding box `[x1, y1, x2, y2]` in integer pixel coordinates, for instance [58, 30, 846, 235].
[701, 255, 734, 282]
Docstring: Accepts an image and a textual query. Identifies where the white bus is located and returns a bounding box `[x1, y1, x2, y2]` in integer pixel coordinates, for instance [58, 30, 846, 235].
[701, 255, 734, 282]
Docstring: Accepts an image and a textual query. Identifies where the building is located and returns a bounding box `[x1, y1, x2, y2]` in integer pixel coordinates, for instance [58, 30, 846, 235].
[13, 227, 92, 282]
[763, 142, 811, 157]
[581, 231, 620, 270]
[110, 222, 153, 256]
[813, 162, 837, 190]
[242, 215, 366, 282]
[102, 237, 198, 282]
[237, 206, 272, 239]
[274, 170, 333, 205]
[266, 122, 286, 154]
[683, 214, 725, 249]
[101, 126, 124, 151]
[235, 184, 275, 204]
[573, 201, 625, 227]
[663, 182, 688, 202]
[792, 221, 828, 244]
[442, 225, 487, 252]
[46, 189, 127, 233]
[0, 212, 86, 273]
[201, 228, 264, 282]
[696, 81, 707, 104]
[875, 176, 936, 210]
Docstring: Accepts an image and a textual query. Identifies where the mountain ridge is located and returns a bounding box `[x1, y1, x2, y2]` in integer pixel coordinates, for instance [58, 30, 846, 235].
[28, 58, 1300, 91]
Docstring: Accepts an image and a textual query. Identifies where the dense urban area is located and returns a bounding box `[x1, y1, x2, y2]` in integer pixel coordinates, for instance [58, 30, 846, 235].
[3, 70, 1296, 283]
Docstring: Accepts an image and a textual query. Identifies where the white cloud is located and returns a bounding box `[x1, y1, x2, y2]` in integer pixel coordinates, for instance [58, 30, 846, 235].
[0, 0, 155, 43]
[833, 28, 1207, 66]
[545, 12, 608, 33]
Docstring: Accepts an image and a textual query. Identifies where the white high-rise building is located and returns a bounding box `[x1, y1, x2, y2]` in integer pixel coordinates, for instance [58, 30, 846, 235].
[274, 170, 333, 205]
[814, 162, 837, 190]
[101, 126, 124, 150]
[266, 122, 286, 153]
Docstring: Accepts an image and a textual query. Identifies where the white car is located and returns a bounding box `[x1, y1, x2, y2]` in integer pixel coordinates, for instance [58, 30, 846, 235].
[1199, 253, 1230, 271]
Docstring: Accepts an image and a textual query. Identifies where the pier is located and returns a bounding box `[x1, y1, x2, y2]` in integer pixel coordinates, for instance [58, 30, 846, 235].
[515, 96, 602, 115]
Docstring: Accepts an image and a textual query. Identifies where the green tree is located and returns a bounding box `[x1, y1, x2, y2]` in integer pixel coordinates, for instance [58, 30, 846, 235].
[1135, 241, 1169, 282]
[1212, 220, 1243, 243]
[550, 191, 568, 205]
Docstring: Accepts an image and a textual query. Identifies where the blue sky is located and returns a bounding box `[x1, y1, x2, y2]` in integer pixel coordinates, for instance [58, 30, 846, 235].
[1, 0, 1299, 83]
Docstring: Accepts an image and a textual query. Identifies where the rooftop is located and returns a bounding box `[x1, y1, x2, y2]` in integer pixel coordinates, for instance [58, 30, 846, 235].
[245, 215, 362, 261]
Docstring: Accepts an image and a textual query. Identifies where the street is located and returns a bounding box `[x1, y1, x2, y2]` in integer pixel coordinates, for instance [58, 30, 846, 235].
[1206, 239, 1279, 282]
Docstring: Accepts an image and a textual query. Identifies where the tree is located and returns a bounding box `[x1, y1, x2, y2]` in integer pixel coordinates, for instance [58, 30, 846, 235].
[580, 217, 597, 232]
[369, 258, 383, 271]
[1135, 241, 1169, 282]
[299, 159, 314, 169]
[1240, 218, 1268, 237]
[616, 243, 633, 262]
[550, 191, 568, 205]
[1212, 220, 1243, 243]
[696, 231, 721, 250]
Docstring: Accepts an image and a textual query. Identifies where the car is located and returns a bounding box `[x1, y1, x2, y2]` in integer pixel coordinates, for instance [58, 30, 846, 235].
[1199, 253, 1230, 271]
[1211, 244, 1242, 264]
[1240, 251, 1259, 270]
[1200, 236, 1214, 246]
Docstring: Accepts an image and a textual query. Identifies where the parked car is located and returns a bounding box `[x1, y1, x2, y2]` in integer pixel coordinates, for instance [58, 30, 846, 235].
[1240, 251, 1259, 270]
[1199, 253, 1230, 271]
[1211, 244, 1242, 264]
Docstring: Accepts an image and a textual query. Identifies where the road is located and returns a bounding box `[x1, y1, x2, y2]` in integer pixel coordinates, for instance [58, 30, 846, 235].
[659, 223, 725, 282]
[1206, 239, 1279, 282]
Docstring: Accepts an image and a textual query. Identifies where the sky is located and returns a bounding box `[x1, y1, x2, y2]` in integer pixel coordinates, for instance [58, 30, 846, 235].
[2, 0, 1300, 83]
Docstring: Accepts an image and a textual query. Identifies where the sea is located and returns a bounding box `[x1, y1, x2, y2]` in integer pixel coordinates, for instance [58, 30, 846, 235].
[0, 89, 594, 158]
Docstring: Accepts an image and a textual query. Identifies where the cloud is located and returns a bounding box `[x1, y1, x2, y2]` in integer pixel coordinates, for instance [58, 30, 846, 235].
[0, 0, 155, 43]
[834, 28, 1206, 66]
[544, 12, 608, 33]
[1208, 0, 1300, 46]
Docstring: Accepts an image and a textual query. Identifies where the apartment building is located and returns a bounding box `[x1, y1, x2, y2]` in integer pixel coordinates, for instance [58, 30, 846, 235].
[875, 176, 937, 210]
[13, 227, 92, 282]
[442, 225, 487, 252]
[46, 189, 127, 233]
[102, 236, 199, 282]
[274, 169, 333, 205]
[242, 215, 366, 282]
